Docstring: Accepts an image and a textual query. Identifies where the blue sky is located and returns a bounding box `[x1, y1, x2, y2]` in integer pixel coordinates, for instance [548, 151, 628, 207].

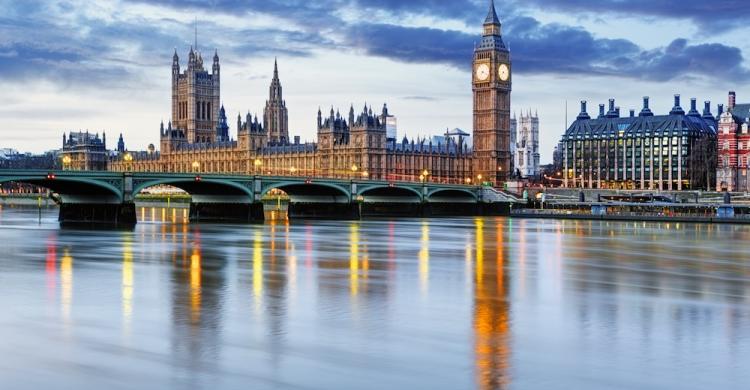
[1, 0, 749, 163]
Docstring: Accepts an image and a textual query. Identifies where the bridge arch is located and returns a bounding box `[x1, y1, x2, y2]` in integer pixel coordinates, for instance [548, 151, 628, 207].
[133, 178, 253, 199]
[0, 175, 123, 202]
[262, 181, 351, 203]
[358, 184, 423, 203]
[426, 188, 478, 203]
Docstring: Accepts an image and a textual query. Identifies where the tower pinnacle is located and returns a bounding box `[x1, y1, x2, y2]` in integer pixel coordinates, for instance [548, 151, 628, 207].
[485, 0, 500, 25]
[483, 0, 502, 37]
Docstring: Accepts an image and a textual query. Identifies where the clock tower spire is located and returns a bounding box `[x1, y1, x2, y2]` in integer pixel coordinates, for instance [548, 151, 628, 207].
[472, 0, 511, 185]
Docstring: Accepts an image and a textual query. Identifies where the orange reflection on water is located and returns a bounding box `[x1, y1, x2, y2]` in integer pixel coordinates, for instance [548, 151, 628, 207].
[60, 249, 73, 326]
[122, 234, 134, 328]
[473, 218, 510, 390]
[189, 240, 202, 323]
[418, 222, 430, 295]
[253, 230, 263, 310]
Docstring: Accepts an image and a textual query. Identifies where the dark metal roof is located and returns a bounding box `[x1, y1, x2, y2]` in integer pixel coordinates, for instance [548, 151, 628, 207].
[484, 0, 500, 25]
[564, 113, 717, 140]
[731, 104, 750, 122]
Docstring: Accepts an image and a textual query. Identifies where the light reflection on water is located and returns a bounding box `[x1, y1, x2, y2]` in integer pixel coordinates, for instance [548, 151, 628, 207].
[0, 206, 748, 389]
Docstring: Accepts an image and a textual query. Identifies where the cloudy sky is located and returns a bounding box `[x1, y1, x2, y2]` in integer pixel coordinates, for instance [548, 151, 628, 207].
[1, 0, 749, 163]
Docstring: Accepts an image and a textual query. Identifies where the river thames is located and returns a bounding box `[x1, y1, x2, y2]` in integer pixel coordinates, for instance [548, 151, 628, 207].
[0, 206, 748, 389]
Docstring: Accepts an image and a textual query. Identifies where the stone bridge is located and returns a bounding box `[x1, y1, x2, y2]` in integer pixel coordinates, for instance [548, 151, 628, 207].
[0, 170, 518, 225]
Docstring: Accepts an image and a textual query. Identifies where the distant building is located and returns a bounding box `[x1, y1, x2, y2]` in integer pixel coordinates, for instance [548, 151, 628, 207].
[511, 111, 540, 179]
[0, 149, 58, 170]
[560, 96, 717, 190]
[382, 111, 397, 141]
[61, 131, 108, 171]
[432, 128, 471, 148]
[717, 91, 750, 191]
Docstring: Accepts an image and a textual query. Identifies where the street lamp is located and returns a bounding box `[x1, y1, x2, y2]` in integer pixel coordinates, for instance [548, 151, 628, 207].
[465, 177, 472, 185]
[351, 164, 359, 179]
[192, 161, 200, 173]
[290, 166, 297, 175]
[62, 155, 71, 170]
[254, 159, 262, 175]
[419, 174, 425, 183]
[362, 171, 369, 179]
[124, 152, 133, 172]
[477, 174, 483, 183]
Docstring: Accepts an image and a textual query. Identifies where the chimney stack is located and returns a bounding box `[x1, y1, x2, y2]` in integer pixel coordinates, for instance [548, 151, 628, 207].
[729, 91, 737, 110]
[670, 94, 685, 115]
[577, 100, 591, 120]
[702, 101, 714, 120]
[640, 96, 654, 117]
[599, 104, 605, 118]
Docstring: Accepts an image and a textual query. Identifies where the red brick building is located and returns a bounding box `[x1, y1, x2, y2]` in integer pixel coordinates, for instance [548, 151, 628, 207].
[717, 91, 750, 191]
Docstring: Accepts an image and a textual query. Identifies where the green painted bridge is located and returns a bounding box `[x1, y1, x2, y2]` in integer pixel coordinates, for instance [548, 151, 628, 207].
[0, 170, 518, 224]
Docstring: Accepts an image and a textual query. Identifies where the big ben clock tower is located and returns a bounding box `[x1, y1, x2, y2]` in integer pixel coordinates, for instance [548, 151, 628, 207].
[473, 0, 511, 186]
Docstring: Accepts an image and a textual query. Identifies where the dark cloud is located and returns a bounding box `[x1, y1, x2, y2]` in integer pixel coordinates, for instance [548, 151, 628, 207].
[0, 0, 747, 87]
[343, 19, 749, 81]
[517, 0, 750, 29]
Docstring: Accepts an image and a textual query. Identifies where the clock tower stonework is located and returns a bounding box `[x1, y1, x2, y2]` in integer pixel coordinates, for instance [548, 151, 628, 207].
[473, 0, 511, 185]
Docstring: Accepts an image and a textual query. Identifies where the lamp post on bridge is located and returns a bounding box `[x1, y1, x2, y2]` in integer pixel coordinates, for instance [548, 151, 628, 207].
[254, 159, 262, 175]
[192, 161, 200, 173]
[123, 152, 133, 172]
[351, 164, 359, 179]
[62, 155, 71, 171]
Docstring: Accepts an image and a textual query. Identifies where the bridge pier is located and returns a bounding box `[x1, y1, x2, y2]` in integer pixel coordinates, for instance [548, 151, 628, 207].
[189, 202, 264, 223]
[287, 202, 360, 220]
[59, 202, 137, 226]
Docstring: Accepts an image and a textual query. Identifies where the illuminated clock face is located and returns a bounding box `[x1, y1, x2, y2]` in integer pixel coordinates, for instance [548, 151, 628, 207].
[475, 64, 490, 81]
[498, 63, 510, 81]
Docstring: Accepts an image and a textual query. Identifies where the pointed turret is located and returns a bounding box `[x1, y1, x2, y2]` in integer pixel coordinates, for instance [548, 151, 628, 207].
[117, 133, 125, 153]
[483, 0, 501, 36]
[212, 49, 220, 75]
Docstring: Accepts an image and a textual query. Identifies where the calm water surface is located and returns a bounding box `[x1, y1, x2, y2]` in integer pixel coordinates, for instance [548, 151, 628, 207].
[0, 206, 748, 389]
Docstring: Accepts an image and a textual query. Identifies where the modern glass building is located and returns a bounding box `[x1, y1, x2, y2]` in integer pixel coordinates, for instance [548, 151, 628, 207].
[561, 95, 717, 191]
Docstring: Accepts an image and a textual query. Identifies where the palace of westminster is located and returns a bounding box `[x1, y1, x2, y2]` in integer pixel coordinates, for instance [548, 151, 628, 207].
[106, 2, 514, 185]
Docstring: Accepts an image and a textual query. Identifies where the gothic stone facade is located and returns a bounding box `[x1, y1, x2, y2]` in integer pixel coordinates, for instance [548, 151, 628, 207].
[111, 2, 505, 186]
[717, 91, 750, 191]
[511, 111, 540, 179]
[61, 131, 109, 171]
[172, 47, 221, 144]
